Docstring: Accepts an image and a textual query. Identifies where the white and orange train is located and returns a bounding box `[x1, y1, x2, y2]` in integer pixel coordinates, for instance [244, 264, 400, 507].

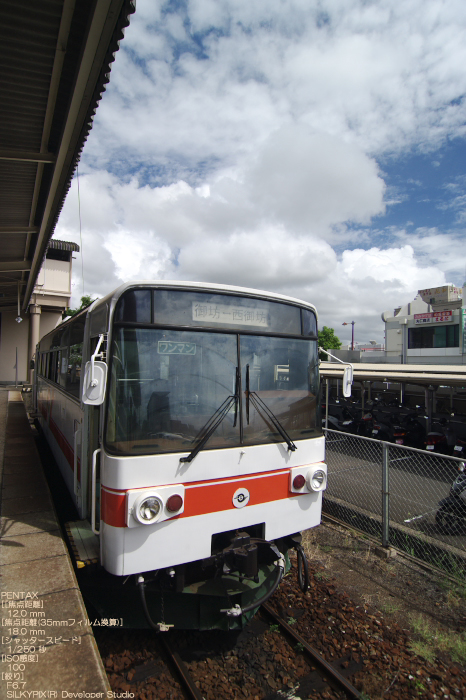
[35, 281, 327, 630]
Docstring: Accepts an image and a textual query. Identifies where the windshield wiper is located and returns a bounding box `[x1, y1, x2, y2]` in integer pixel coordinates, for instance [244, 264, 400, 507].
[248, 392, 297, 451]
[180, 370, 239, 463]
[245, 363, 296, 452]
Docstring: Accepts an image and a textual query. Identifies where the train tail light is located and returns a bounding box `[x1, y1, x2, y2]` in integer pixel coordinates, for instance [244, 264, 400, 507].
[293, 474, 306, 490]
[166, 494, 183, 512]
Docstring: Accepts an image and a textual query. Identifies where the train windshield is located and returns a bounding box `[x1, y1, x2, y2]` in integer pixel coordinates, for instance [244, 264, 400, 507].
[105, 290, 319, 456]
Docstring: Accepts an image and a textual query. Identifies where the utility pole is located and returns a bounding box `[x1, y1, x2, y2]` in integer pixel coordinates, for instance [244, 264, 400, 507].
[342, 321, 355, 350]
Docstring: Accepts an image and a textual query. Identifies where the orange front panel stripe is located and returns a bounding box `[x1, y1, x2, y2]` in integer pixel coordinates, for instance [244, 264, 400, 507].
[101, 470, 294, 528]
[184, 471, 290, 517]
[101, 490, 127, 528]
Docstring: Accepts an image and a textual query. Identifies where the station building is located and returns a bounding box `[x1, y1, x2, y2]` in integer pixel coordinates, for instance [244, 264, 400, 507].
[382, 285, 466, 365]
[0, 239, 79, 384]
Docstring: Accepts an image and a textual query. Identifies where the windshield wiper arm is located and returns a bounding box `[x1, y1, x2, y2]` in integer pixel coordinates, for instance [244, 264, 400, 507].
[248, 391, 297, 452]
[180, 378, 239, 463]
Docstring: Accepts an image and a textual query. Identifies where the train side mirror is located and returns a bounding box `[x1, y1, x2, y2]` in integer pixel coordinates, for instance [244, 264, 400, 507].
[342, 366, 353, 398]
[82, 361, 107, 405]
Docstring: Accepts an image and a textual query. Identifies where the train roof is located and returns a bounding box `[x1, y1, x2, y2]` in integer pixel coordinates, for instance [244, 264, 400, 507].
[88, 280, 318, 317]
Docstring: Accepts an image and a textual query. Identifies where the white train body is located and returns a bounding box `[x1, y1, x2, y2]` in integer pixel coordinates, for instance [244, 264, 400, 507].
[35, 281, 325, 626]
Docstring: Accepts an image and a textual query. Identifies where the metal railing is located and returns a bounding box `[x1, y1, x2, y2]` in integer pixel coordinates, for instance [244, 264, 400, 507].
[323, 429, 466, 579]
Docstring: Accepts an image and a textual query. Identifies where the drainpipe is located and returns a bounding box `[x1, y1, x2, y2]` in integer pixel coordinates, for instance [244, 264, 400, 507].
[28, 304, 41, 384]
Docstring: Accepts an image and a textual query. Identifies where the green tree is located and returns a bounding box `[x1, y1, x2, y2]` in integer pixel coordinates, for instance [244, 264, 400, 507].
[63, 294, 96, 318]
[318, 326, 342, 360]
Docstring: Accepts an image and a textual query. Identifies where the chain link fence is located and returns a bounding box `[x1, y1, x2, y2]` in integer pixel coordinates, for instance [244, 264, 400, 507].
[323, 429, 466, 580]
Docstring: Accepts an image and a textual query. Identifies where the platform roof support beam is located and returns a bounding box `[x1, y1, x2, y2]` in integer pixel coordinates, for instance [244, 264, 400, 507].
[0, 261, 32, 272]
[0, 150, 56, 163]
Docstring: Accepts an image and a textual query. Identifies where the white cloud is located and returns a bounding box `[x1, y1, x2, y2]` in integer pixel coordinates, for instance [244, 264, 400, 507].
[53, 0, 466, 342]
[84, 0, 466, 179]
[177, 226, 337, 289]
[103, 230, 173, 280]
[247, 126, 385, 232]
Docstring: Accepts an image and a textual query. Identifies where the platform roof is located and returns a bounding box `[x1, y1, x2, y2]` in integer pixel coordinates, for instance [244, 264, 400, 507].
[320, 361, 466, 388]
[0, 0, 135, 315]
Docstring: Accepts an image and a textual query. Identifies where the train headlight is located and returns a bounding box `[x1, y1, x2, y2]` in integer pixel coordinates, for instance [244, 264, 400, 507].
[133, 493, 163, 525]
[307, 469, 327, 492]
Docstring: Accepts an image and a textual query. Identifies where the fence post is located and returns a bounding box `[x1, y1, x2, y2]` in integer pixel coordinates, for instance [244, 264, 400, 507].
[325, 378, 329, 430]
[382, 442, 390, 547]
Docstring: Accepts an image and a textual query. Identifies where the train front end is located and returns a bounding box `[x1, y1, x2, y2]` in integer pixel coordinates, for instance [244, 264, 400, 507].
[85, 283, 325, 630]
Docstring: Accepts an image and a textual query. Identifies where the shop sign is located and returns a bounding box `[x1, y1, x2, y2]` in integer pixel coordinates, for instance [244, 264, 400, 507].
[414, 313, 433, 325]
[433, 311, 453, 322]
[414, 311, 453, 325]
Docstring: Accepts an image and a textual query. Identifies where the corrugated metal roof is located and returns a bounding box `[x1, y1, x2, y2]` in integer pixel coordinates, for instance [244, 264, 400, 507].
[0, 0, 135, 313]
[320, 361, 466, 388]
[48, 239, 80, 252]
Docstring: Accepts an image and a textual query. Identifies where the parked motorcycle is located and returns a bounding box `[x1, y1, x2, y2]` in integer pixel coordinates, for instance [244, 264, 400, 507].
[435, 463, 466, 534]
[425, 418, 458, 455]
[391, 412, 426, 448]
[452, 437, 466, 457]
[340, 409, 374, 437]
[372, 412, 426, 448]
[322, 414, 345, 431]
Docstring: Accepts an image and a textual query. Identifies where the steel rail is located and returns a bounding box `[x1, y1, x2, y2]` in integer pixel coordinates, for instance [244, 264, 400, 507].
[260, 602, 362, 700]
[159, 636, 204, 700]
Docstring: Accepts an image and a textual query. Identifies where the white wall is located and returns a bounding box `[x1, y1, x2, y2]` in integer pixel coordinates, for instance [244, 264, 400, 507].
[35, 258, 71, 295]
[0, 309, 62, 383]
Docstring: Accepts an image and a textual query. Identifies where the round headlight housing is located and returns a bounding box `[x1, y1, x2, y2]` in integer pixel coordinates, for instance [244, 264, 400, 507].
[307, 469, 327, 492]
[133, 494, 163, 525]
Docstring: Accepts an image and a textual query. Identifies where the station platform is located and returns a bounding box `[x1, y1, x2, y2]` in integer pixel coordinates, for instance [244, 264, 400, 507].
[0, 387, 110, 695]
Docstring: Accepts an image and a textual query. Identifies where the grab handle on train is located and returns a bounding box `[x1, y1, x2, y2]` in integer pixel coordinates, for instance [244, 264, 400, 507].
[73, 427, 82, 499]
[91, 448, 101, 535]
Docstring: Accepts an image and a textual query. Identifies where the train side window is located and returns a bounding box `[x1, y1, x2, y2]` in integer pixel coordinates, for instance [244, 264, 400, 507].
[59, 348, 68, 387]
[66, 343, 83, 397]
[69, 317, 85, 346]
[48, 351, 58, 383]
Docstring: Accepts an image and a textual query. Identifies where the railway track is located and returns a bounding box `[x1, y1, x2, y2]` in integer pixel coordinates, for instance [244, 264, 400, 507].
[159, 635, 204, 700]
[259, 602, 362, 699]
[155, 603, 362, 700]
[97, 549, 466, 700]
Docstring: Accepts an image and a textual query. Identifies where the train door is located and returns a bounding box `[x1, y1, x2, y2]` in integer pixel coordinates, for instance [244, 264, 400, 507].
[82, 334, 108, 533]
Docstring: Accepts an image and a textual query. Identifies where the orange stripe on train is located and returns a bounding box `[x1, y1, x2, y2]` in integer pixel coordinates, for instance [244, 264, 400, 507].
[101, 470, 294, 528]
[183, 471, 289, 517]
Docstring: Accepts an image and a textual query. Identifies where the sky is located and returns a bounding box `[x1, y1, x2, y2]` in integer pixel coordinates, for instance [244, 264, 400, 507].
[54, 0, 466, 346]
